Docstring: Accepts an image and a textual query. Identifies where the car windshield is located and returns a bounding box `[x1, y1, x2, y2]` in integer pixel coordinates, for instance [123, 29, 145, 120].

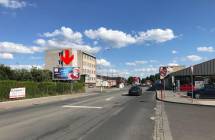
[131, 86, 140, 90]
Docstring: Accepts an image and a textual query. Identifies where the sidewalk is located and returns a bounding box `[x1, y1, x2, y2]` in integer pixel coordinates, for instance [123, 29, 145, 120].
[156, 90, 215, 106]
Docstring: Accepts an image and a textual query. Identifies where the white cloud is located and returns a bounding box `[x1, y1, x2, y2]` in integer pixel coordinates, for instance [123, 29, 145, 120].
[149, 60, 158, 63]
[42, 39, 100, 54]
[9, 64, 44, 69]
[135, 60, 148, 64]
[85, 27, 176, 48]
[0, 42, 36, 54]
[34, 39, 46, 46]
[136, 28, 176, 43]
[126, 62, 136, 66]
[186, 55, 202, 62]
[168, 63, 179, 66]
[197, 46, 214, 52]
[0, 53, 13, 59]
[85, 27, 136, 48]
[96, 59, 111, 67]
[126, 60, 148, 66]
[172, 50, 177, 54]
[134, 67, 157, 73]
[0, 0, 26, 9]
[37, 26, 100, 54]
[43, 26, 83, 44]
[97, 68, 129, 78]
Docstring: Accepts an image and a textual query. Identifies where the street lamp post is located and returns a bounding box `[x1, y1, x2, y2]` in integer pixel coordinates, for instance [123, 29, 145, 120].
[98, 47, 111, 93]
[191, 66, 194, 103]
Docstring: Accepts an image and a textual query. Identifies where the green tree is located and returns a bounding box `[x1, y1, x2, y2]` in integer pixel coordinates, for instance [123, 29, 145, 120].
[14, 69, 33, 81]
[127, 76, 133, 84]
[141, 78, 145, 84]
[0, 64, 14, 80]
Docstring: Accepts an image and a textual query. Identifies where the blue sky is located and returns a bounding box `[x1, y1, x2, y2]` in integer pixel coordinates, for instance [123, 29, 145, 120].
[0, 0, 215, 77]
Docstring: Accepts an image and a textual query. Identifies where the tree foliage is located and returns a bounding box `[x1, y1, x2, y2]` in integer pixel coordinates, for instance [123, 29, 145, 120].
[127, 76, 133, 84]
[0, 64, 52, 82]
[141, 73, 160, 84]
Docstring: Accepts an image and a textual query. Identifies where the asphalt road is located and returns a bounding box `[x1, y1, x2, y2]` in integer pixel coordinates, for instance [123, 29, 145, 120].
[164, 102, 215, 140]
[0, 87, 156, 140]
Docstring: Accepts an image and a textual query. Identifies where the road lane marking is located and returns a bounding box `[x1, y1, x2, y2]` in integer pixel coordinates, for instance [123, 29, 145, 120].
[62, 105, 103, 109]
[150, 116, 155, 120]
[105, 96, 114, 101]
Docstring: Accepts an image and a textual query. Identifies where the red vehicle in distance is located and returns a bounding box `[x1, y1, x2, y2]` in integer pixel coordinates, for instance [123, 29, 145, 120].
[180, 84, 195, 91]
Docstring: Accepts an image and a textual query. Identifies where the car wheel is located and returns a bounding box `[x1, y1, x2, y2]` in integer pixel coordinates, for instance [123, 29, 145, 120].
[195, 94, 200, 99]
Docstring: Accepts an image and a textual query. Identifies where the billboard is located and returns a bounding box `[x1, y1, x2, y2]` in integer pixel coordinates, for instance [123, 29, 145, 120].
[53, 67, 80, 80]
[9, 87, 26, 99]
[132, 77, 141, 85]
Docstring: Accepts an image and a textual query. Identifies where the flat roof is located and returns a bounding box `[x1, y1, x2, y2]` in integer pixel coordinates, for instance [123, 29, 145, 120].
[170, 58, 215, 76]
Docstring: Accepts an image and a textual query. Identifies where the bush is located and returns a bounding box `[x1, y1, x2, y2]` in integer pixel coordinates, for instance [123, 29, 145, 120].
[0, 80, 85, 101]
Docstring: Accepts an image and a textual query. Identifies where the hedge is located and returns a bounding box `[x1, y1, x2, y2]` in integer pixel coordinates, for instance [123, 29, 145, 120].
[0, 80, 85, 101]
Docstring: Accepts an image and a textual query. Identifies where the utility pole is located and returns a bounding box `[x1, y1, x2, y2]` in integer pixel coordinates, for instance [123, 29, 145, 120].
[98, 47, 111, 93]
[191, 66, 194, 103]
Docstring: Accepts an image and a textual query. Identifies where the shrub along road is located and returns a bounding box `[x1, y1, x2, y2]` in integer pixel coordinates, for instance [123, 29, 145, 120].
[0, 80, 85, 101]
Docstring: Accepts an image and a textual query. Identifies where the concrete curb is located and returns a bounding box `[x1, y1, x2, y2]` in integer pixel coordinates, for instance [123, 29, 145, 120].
[155, 90, 215, 108]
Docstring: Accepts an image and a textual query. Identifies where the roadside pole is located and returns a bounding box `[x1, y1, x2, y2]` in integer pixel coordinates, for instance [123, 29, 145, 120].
[98, 48, 111, 93]
[191, 66, 194, 103]
[100, 78, 103, 93]
[161, 79, 163, 100]
[163, 79, 165, 99]
[70, 80, 73, 93]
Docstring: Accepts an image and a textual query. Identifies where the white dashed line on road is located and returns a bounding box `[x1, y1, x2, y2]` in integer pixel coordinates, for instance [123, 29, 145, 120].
[105, 97, 114, 101]
[150, 116, 155, 121]
[62, 105, 103, 109]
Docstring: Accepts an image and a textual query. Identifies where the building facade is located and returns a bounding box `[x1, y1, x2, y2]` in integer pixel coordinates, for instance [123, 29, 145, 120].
[163, 59, 215, 90]
[96, 75, 126, 88]
[45, 49, 96, 86]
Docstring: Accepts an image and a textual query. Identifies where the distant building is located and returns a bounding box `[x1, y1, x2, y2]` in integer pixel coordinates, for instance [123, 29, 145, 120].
[167, 65, 185, 74]
[45, 49, 96, 86]
[163, 59, 215, 90]
[96, 75, 126, 87]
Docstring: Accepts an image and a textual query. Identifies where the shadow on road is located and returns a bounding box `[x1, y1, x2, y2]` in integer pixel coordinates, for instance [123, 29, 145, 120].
[146, 86, 155, 91]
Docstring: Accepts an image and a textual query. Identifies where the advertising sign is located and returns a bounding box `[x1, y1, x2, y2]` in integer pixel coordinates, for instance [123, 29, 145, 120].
[195, 81, 204, 89]
[58, 49, 78, 67]
[159, 67, 167, 79]
[159, 66, 175, 79]
[9, 87, 26, 99]
[132, 77, 141, 85]
[53, 67, 80, 80]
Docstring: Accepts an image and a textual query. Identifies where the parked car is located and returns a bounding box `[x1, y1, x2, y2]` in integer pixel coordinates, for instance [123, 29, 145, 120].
[187, 84, 215, 99]
[180, 84, 195, 91]
[128, 86, 142, 96]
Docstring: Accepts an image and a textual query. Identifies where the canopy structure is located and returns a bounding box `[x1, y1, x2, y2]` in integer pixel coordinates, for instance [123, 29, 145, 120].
[170, 59, 215, 76]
